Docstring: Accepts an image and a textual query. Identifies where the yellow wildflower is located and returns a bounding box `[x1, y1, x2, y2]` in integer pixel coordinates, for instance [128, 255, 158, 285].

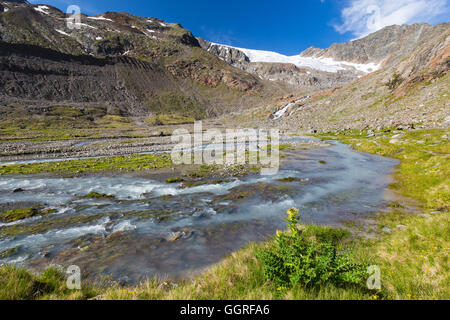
[287, 208, 299, 219]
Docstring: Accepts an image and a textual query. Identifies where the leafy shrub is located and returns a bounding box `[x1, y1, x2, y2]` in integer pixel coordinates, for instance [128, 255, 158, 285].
[385, 72, 403, 90]
[256, 208, 367, 288]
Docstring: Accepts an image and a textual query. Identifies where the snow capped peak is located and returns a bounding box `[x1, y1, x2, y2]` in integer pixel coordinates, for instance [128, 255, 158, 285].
[209, 42, 380, 74]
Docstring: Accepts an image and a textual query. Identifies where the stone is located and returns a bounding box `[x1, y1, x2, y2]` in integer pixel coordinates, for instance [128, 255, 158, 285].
[381, 227, 391, 233]
[118, 276, 131, 286]
[39, 251, 51, 258]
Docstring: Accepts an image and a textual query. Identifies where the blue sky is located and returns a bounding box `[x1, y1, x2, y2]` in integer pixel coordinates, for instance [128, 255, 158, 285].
[30, 0, 449, 55]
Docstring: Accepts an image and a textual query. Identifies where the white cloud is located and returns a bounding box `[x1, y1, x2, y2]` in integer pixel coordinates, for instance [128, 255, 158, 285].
[334, 0, 449, 39]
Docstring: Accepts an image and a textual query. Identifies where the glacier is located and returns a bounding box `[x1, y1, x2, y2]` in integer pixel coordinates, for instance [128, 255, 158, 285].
[210, 42, 380, 74]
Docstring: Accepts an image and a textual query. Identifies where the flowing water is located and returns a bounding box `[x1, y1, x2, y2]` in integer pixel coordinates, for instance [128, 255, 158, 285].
[0, 141, 398, 284]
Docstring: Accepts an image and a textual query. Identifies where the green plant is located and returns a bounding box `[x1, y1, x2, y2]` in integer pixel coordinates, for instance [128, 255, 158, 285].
[80, 192, 115, 199]
[0, 206, 50, 223]
[256, 208, 367, 288]
[385, 72, 403, 90]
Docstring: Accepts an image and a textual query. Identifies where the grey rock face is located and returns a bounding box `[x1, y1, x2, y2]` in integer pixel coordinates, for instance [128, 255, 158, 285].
[300, 23, 448, 67]
[0, 41, 179, 116]
[0, 2, 276, 119]
[238, 62, 358, 89]
[198, 38, 249, 64]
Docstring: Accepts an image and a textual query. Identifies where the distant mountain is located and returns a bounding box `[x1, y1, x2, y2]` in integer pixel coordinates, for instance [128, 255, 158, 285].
[0, 2, 286, 120]
[231, 24, 449, 132]
[200, 40, 379, 73]
[200, 23, 449, 91]
[198, 38, 366, 90]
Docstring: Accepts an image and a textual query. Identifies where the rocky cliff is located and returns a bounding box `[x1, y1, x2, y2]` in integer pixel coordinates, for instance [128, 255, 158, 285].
[232, 23, 449, 132]
[0, 2, 285, 119]
[201, 23, 449, 92]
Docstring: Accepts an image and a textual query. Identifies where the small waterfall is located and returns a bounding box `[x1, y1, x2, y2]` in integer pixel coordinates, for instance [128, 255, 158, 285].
[272, 103, 293, 120]
[272, 95, 311, 120]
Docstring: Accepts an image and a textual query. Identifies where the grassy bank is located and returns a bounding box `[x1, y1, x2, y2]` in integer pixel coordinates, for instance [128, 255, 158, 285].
[0, 128, 448, 300]
[0, 224, 375, 300]
[0, 153, 173, 175]
[313, 128, 449, 299]
[315, 128, 449, 211]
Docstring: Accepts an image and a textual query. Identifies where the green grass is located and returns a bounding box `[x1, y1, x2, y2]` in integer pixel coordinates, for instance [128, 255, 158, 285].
[311, 128, 449, 299]
[94, 115, 133, 129]
[0, 266, 97, 300]
[0, 206, 56, 223]
[146, 114, 196, 126]
[0, 225, 375, 300]
[277, 177, 304, 183]
[165, 177, 185, 183]
[262, 143, 295, 152]
[0, 153, 173, 175]
[80, 192, 115, 200]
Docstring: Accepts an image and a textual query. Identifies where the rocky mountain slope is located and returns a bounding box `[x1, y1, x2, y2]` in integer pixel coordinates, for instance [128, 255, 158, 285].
[0, 1, 288, 121]
[230, 23, 449, 132]
[200, 23, 449, 93]
[0, 1, 448, 133]
[198, 38, 366, 91]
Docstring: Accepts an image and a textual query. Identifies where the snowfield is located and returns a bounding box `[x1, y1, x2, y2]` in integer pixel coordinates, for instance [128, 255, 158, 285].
[55, 29, 70, 37]
[34, 6, 50, 15]
[209, 43, 380, 74]
[87, 16, 114, 22]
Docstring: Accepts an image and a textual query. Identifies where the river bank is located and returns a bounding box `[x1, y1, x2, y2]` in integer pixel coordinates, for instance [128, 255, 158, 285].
[0, 128, 448, 300]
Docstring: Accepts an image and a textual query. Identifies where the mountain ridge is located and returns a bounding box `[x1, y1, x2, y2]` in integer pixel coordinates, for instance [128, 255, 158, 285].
[0, 1, 289, 121]
[0, 1, 448, 132]
[200, 22, 449, 91]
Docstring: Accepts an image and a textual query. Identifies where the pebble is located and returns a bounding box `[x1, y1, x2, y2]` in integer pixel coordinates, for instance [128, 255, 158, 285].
[381, 227, 391, 233]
